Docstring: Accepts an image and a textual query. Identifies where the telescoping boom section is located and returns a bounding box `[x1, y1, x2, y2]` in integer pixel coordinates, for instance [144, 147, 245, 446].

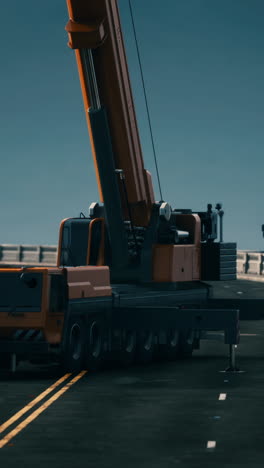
[65, 0, 158, 279]
[65, 0, 155, 227]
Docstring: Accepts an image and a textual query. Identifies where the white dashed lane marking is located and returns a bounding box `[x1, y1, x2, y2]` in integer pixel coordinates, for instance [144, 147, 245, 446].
[205, 329, 259, 452]
[207, 441, 216, 449]
[240, 333, 258, 336]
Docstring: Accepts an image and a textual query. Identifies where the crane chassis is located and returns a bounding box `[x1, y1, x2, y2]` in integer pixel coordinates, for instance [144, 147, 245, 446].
[0, 0, 239, 373]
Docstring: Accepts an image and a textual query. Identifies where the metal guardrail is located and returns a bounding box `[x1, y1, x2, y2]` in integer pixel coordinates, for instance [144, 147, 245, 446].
[0, 245, 264, 281]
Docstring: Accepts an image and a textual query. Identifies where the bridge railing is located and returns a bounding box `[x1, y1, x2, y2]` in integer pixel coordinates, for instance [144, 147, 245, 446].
[237, 250, 264, 281]
[0, 244, 57, 267]
[0, 245, 264, 280]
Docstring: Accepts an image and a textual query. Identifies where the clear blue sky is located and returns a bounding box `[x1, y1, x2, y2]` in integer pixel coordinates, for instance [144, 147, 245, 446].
[1, 1, 263, 250]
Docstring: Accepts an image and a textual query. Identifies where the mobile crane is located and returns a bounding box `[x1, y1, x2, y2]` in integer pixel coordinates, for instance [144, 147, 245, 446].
[0, 0, 238, 373]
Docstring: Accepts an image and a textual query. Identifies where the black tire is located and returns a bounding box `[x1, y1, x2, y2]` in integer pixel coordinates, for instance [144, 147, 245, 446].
[62, 319, 85, 373]
[85, 320, 105, 371]
[0, 354, 11, 370]
[155, 330, 167, 361]
[178, 330, 194, 358]
[136, 330, 154, 364]
[119, 329, 137, 367]
[156, 329, 180, 361]
[166, 329, 180, 361]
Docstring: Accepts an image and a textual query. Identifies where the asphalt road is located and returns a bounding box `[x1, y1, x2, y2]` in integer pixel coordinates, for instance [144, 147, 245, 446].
[207, 279, 264, 300]
[0, 317, 264, 468]
[207, 279, 264, 320]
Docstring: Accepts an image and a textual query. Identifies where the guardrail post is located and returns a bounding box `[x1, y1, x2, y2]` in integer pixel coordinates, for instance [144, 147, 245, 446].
[245, 252, 249, 273]
[18, 245, 22, 262]
[261, 254, 264, 275]
[38, 246, 42, 263]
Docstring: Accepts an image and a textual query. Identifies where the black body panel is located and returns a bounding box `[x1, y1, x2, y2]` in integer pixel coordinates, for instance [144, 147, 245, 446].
[0, 341, 49, 354]
[59, 218, 91, 267]
[0, 271, 43, 313]
[112, 281, 211, 308]
[201, 242, 237, 281]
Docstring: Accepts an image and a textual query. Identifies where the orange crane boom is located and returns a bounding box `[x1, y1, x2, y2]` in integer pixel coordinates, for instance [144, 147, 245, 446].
[66, 0, 155, 227]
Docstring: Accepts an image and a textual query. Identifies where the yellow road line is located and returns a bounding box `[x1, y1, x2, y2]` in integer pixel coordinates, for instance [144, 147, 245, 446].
[0, 370, 87, 449]
[0, 373, 72, 434]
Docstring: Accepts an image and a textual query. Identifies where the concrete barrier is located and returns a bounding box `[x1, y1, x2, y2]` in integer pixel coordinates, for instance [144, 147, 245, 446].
[236, 250, 264, 282]
[0, 244, 57, 267]
[0, 245, 264, 281]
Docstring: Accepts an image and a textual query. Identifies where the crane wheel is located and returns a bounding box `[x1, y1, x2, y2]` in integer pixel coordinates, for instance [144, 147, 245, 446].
[178, 330, 194, 358]
[136, 330, 154, 364]
[86, 320, 104, 371]
[119, 329, 137, 366]
[166, 329, 180, 361]
[0, 354, 11, 370]
[155, 329, 179, 361]
[62, 319, 85, 373]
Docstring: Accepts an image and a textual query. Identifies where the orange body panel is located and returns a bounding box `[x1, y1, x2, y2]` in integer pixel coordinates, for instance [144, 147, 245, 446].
[66, 0, 155, 226]
[65, 266, 112, 299]
[175, 214, 201, 245]
[0, 265, 112, 346]
[56, 218, 70, 267]
[86, 217, 105, 265]
[43, 268, 65, 344]
[175, 213, 201, 280]
[44, 323, 64, 345]
[66, 19, 106, 49]
[152, 245, 201, 282]
[152, 214, 202, 282]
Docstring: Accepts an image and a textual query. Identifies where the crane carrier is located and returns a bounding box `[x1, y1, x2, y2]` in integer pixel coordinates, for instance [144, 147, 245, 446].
[0, 0, 239, 373]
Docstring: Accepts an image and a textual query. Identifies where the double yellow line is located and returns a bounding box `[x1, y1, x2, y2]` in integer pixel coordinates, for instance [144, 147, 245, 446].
[0, 370, 87, 449]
